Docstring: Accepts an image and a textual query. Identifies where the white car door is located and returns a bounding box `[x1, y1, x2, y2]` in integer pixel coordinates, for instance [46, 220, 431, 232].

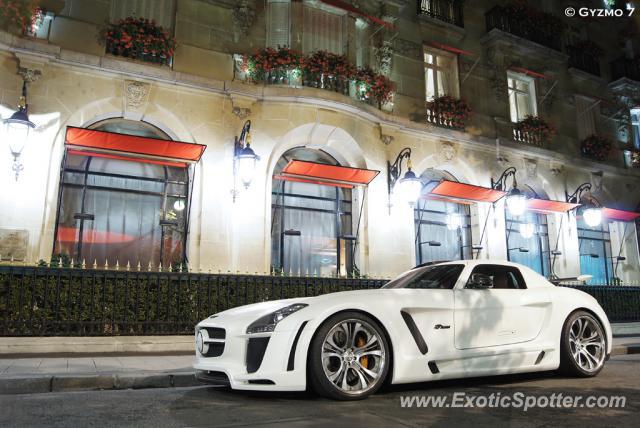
[454, 264, 551, 349]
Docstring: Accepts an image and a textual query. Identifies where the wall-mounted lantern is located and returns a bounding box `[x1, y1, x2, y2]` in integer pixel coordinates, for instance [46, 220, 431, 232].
[4, 81, 35, 180]
[492, 167, 526, 217]
[388, 147, 422, 207]
[233, 119, 260, 202]
[566, 183, 602, 227]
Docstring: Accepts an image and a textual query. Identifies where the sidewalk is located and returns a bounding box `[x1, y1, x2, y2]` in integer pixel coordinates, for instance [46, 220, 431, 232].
[0, 339, 638, 396]
[0, 355, 198, 395]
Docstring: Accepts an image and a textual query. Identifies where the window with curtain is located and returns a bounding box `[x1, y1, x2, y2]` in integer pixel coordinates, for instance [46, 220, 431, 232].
[577, 218, 614, 285]
[575, 95, 598, 140]
[111, 0, 176, 30]
[302, 2, 345, 54]
[631, 108, 640, 149]
[267, 0, 291, 48]
[53, 120, 189, 268]
[271, 148, 353, 276]
[414, 171, 471, 265]
[508, 71, 537, 122]
[505, 209, 551, 277]
[424, 47, 459, 101]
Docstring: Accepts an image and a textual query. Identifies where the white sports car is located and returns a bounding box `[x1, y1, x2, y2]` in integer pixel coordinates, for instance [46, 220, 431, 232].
[193, 261, 612, 400]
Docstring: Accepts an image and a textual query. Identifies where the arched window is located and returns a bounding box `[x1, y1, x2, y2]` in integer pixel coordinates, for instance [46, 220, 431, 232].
[414, 170, 472, 264]
[577, 196, 614, 285]
[505, 186, 551, 277]
[53, 119, 189, 268]
[271, 147, 353, 276]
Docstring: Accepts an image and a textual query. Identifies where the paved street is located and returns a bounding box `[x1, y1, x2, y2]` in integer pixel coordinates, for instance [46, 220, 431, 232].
[0, 354, 638, 428]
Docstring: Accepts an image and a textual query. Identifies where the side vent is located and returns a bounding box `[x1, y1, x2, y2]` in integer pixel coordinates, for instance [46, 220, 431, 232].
[401, 311, 428, 355]
[287, 321, 308, 371]
[535, 351, 545, 365]
[428, 361, 439, 374]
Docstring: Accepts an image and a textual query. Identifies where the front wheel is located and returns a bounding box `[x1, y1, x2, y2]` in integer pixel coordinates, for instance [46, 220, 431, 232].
[560, 311, 607, 377]
[308, 312, 390, 400]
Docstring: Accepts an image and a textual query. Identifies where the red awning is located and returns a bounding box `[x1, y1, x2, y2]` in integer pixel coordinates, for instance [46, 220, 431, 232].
[527, 199, 580, 215]
[427, 180, 506, 204]
[428, 41, 476, 57]
[602, 208, 640, 222]
[509, 66, 554, 80]
[277, 160, 379, 188]
[65, 127, 206, 165]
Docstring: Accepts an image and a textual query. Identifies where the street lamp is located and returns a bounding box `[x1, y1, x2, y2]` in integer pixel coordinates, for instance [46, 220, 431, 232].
[492, 167, 526, 216]
[4, 81, 35, 180]
[565, 183, 603, 228]
[233, 120, 260, 202]
[388, 148, 422, 207]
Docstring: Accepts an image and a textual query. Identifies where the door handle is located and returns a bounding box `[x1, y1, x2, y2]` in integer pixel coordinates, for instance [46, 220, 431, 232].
[434, 324, 450, 330]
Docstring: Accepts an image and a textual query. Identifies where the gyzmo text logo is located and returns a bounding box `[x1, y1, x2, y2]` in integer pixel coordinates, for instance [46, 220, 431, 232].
[565, 7, 636, 17]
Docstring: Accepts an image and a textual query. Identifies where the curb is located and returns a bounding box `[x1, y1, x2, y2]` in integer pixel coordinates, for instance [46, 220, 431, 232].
[0, 372, 200, 395]
[2, 345, 639, 395]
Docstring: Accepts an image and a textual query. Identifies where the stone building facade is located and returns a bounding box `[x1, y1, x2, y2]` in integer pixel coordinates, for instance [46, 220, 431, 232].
[0, 0, 639, 283]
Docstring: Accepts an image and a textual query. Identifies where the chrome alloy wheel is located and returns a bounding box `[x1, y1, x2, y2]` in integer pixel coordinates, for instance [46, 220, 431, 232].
[320, 319, 386, 396]
[569, 316, 605, 373]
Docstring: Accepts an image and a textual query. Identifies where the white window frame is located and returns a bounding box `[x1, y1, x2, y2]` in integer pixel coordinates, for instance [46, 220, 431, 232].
[575, 95, 599, 140]
[423, 46, 459, 101]
[507, 71, 537, 123]
[631, 107, 640, 149]
[267, 0, 291, 48]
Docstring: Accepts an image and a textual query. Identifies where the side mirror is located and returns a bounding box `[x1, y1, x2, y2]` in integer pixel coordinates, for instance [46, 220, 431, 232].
[468, 273, 493, 289]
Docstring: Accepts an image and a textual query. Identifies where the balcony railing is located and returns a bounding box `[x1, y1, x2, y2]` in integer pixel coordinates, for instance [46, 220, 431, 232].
[512, 128, 546, 147]
[417, 0, 464, 28]
[485, 6, 562, 52]
[426, 107, 465, 130]
[611, 56, 640, 81]
[567, 46, 601, 77]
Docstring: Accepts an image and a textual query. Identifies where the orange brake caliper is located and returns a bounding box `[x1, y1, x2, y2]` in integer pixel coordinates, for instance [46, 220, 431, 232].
[357, 336, 368, 368]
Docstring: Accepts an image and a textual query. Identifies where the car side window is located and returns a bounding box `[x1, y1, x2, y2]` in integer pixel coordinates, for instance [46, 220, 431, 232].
[405, 265, 464, 289]
[466, 265, 527, 289]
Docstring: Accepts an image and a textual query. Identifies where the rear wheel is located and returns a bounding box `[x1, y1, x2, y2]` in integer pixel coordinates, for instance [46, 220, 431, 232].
[560, 311, 606, 377]
[308, 312, 390, 400]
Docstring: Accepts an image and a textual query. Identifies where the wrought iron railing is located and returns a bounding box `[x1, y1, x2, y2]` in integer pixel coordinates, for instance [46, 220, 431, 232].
[1, 266, 638, 336]
[567, 46, 601, 77]
[417, 0, 464, 28]
[0, 266, 386, 337]
[485, 6, 562, 52]
[611, 56, 640, 81]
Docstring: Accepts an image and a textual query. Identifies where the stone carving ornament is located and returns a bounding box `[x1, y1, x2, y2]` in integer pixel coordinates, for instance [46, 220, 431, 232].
[124, 80, 150, 110]
[232, 1, 255, 43]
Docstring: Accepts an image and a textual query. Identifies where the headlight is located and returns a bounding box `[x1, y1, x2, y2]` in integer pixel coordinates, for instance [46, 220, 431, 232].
[196, 329, 207, 355]
[246, 303, 308, 334]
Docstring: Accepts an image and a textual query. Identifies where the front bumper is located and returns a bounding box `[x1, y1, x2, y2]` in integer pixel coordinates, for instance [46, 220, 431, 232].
[193, 321, 308, 392]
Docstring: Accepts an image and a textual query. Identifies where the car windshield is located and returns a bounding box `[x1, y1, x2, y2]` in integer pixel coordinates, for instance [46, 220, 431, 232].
[381, 264, 465, 289]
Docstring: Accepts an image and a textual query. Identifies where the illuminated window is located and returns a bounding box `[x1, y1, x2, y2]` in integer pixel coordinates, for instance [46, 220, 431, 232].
[53, 120, 189, 268]
[271, 148, 354, 277]
[302, 2, 345, 54]
[415, 170, 472, 265]
[267, 0, 291, 48]
[631, 108, 640, 149]
[508, 71, 537, 122]
[424, 47, 459, 101]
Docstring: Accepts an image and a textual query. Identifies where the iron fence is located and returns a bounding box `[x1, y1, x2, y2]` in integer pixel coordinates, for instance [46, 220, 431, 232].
[567, 46, 601, 77]
[0, 266, 386, 337]
[611, 56, 640, 81]
[1, 266, 638, 336]
[418, 0, 465, 28]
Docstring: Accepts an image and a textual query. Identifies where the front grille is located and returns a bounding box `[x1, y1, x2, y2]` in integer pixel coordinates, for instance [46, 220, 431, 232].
[246, 337, 270, 374]
[199, 327, 226, 357]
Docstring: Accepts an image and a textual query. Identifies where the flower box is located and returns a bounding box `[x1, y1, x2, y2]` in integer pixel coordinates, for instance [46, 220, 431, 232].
[513, 115, 556, 146]
[581, 134, 613, 162]
[425, 96, 472, 130]
[101, 17, 176, 66]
